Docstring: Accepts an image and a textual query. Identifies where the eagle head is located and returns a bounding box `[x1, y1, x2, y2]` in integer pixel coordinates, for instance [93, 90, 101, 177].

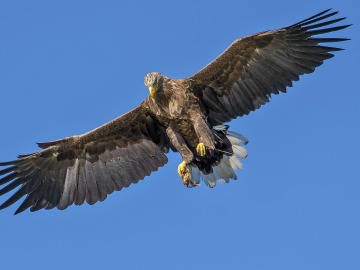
[144, 72, 163, 98]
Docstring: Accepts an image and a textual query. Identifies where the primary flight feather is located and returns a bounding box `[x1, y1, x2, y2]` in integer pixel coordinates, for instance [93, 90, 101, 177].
[0, 9, 350, 214]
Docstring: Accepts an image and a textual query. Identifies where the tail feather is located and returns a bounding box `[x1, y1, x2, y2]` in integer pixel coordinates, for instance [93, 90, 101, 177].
[190, 128, 248, 187]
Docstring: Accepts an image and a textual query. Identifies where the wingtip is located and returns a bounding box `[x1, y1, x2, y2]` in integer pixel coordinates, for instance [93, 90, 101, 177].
[292, 8, 347, 29]
[314, 8, 335, 17]
[0, 160, 19, 166]
[0, 202, 8, 210]
[316, 8, 333, 15]
[0, 166, 14, 176]
[14, 207, 26, 215]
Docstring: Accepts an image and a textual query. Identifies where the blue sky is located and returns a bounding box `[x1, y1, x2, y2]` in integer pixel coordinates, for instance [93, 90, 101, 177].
[0, 1, 358, 269]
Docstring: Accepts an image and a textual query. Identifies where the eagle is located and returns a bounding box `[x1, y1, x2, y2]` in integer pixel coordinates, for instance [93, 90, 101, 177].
[0, 9, 350, 214]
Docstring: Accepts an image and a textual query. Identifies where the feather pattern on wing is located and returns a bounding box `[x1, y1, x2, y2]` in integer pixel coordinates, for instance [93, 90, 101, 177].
[0, 104, 169, 214]
[189, 9, 351, 125]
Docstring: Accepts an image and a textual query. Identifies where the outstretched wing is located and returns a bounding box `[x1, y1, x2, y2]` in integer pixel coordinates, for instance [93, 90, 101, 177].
[0, 104, 169, 214]
[189, 9, 351, 125]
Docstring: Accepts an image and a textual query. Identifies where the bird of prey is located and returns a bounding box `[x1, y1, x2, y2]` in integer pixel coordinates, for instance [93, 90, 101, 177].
[0, 9, 350, 214]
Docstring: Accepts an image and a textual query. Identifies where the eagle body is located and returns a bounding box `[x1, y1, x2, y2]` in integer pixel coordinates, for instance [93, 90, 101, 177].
[143, 75, 234, 178]
[0, 9, 350, 214]
[144, 77, 209, 150]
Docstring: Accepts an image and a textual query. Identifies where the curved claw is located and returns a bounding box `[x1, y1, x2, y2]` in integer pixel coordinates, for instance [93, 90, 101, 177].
[196, 142, 206, 157]
[178, 161, 191, 184]
[187, 182, 200, 188]
[177, 161, 200, 187]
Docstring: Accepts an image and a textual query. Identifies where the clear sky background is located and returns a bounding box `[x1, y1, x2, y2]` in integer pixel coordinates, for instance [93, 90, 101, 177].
[0, 1, 358, 269]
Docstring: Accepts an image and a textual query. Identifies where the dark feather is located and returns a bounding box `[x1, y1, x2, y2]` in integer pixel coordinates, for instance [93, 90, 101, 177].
[58, 161, 79, 210]
[0, 105, 170, 213]
[15, 192, 38, 215]
[85, 160, 100, 205]
[0, 172, 19, 185]
[0, 183, 29, 210]
[293, 9, 334, 26]
[0, 178, 23, 196]
[189, 9, 350, 122]
[74, 162, 87, 206]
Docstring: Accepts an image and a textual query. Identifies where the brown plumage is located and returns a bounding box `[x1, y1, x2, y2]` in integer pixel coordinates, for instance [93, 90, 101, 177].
[0, 9, 350, 214]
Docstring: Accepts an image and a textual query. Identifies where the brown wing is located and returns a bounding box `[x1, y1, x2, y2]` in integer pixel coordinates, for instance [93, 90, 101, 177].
[189, 9, 351, 125]
[0, 103, 169, 214]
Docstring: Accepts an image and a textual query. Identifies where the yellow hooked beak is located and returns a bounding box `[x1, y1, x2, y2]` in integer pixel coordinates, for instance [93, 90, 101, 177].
[148, 86, 156, 98]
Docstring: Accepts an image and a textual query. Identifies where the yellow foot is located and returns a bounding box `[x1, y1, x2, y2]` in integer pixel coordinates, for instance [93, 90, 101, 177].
[178, 161, 191, 184]
[177, 161, 199, 187]
[196, 142, 206, 157]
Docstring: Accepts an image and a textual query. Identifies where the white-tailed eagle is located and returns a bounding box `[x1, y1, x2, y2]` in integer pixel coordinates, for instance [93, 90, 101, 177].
[0, 9, 350, 214]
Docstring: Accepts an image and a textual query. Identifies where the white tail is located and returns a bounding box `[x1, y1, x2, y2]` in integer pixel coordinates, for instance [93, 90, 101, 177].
[190, 127, 248, 188]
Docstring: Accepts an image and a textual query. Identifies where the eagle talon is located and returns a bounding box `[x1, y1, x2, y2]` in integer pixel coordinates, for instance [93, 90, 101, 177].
[196, 142, 206, 157]
[186, 182, 200, 188]
[178, 161, 191, 183]
[177, 161, 200, 187]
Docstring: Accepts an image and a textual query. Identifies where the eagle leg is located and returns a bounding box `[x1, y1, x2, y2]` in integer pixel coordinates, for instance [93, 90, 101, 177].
[166, 126, 200, 186]
[177, 161, 200, 187]
[166, 126, 194, 162]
